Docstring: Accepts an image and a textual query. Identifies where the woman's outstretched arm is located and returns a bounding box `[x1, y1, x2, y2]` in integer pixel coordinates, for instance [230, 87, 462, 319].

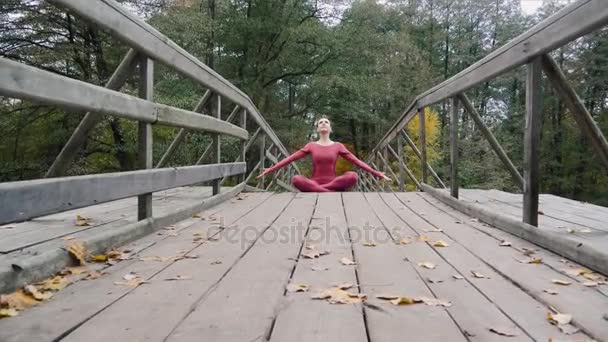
[257, 143, 311, 178]
[338, 143, 388, 179]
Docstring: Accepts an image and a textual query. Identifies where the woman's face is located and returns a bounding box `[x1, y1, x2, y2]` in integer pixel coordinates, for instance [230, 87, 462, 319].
[317, 118, 331, 134]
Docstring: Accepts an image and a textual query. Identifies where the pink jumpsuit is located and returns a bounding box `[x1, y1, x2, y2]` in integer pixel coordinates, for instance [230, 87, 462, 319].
[264, 142, 384, 192]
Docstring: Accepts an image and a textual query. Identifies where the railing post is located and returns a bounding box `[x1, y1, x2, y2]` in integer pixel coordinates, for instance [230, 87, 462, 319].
[418, 107, 428, 185]
[240, 108, 247, 184]
[138, 56, 154, 220]
[212, 95, 221, 195]
[523, 57, 543, 226]
[450, 97, 459, 199]
[397, 135, 405, 192]
[258, 135, 266, 189]
[383, 146, 389, 191]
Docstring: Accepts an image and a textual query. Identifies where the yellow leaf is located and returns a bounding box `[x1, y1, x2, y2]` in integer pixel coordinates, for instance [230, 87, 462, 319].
[418, 235, 431, 242]
[0, 290, 39, 310]
[192, 214, 201, 218]
[114, 277, 146, 287]
[286, 283, 310, 292]
[62, 236, 76, 241]
[36, 276, 69, 291]
[84, 271, 105, 280]
[24, 285, 53, 301]
[340, 257, 356, 265]
[418, 262, 436, 269]
[390, 297, 422, 306]
[67, 240, 88, 265]
[0, 308, 18, 318]
[362, 242, 377, 247]
[548, 312, 572, 325]
[552, 279, 571, 286]
[75, 215, 93, 226]
[91, 254, 107, 262]
[433, 240, 449, 247]
[310, 288, 365, 304]
[397, 238, 412, 245]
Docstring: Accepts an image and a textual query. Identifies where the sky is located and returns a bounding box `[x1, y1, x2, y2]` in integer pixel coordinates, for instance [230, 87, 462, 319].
[520, 0, 543, 15]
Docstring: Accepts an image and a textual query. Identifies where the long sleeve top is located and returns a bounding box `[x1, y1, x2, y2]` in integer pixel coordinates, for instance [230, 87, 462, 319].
[264, 142, 384, 184]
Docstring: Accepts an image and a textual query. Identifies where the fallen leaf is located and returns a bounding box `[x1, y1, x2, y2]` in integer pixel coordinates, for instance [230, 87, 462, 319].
[433, 240, 449, 247]
[75, 215, 93, 226]
[362, 242, 377, 247]
[521, 248, 536, 256]
[340, 257, 356, 265]
[426, 278, 443, 284]
[0, 290, 39, 310]
[582, 281, 598, 287]
[452, 274, 464, 280]
[582, 272, 600, 281]
[397, 238, 412, 245]
[552, 279, 571, 286]
[192, 214, 201, 218]
[123, 272, 137, 281]
[563, 268, 588, 277]
[84, 271, 105, 280]
[311, 287, 366, 304]
[558, 324, 580, 335]
[417, 235, 431, 242]
[114, 278, 146, 287]
[470, 218, 479, 222]
[211, 260, 222, 265]
[488, 327, 517, 337]
[304, 245, 316, 250]
[517, 257, 543, 264]
[67, 240, 88, 265]
[24, 285, 53, 301]
[335, 283, 354, 290]
[0, 308, 18, 318]
[311, 265, 328, 271]
[548, 312, 572, 325]
[390, 297, 422, 306]
[499, 241, 512, 247]
[91, 254, 107, 262]
[418, 262, 436, 269]
[543, 289, 559, 295]
[64, 267, 87, 275]
[375, 294, 399, 300]
[36, 276, 69, 291]
[471, 271, 485, 278]
[419, 296, 452, 307]
[165, 275, 193, 281]
[286, 283, 310, 292]
[62, 236, 76, 241]
[0, 224, 16, 229]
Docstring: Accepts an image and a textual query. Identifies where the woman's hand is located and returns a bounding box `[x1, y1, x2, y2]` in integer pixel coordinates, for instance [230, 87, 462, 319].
[378, 172, 391, 182]
[256, 168, 271, 179]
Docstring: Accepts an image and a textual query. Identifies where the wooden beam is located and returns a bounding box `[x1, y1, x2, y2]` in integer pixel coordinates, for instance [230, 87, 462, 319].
[397, 136, 405, 191]
[240, 108, 247, 183]
[387, 144, 422, 190]
[48, 0, 294, 160]
[155, 90, 212, 168]
[450, 97, 459, 199]
[0, 163, 246, 225]
[523, 57, 543, 227]
[418, 108, 428, 183]
[245, 160, 262, 185]
[541, 54, 608, 170]
[258, 135, 266, 189]
[138, 57, 154, 220]
[376, 151, 398, 190]
[417, 1, 608, 107]
[400, 131, 446, 188]
[458, 93, 524, 189]
[0, 57, 248, 140]
[45, 49, 139, 178]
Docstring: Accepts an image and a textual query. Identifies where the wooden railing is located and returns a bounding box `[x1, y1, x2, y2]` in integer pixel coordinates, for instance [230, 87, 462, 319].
[360, 0, 608, 227]
[0, 0, 298, 225]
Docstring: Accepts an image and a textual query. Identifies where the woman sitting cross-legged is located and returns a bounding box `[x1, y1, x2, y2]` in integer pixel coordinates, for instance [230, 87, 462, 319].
[256, 116, 391, 192]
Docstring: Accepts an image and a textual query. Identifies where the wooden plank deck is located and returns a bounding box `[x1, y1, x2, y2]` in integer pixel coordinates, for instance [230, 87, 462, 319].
[1, 190, 607, 341]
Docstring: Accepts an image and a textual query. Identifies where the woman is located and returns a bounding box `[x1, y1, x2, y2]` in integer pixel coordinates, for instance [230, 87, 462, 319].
[256, 117, 391, 192]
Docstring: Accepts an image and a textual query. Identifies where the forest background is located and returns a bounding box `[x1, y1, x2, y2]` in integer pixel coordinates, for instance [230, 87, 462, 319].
[1, 0, 607, 205]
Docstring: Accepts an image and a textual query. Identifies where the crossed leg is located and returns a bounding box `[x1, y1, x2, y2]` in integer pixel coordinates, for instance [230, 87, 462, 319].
[291, 171, 358, 192]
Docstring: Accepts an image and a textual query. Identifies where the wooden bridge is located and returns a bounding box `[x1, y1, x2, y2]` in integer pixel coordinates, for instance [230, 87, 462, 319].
[1, 1, 608, 341]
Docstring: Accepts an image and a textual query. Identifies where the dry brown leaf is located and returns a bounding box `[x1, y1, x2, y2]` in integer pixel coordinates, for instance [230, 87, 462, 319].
[211, 260, 222, 265]
[543, 289, 559, 295]
[75, 215, 93, 226]
[471, 271, 485, 278]
[0, 308, 18, 318]
[362, 242, 377, 247]
[499, 241, 512, 247]
[582, 272, 600, 281]
[433, 240, 449, 247]
[36, 276, 69, 291]
[340, 257, 356, 265]
[286, 283, 310, 292]
[563, 268, 588, 277]
[311, 287, 365, 304]
[1, 290, 39, 310]
[165, 275, 193, 281]
[24, 285, 53, 301]
[397, 238, 412, 245]
[61, 267, 87, 275]
[426, 278, 443, 284]
[417, 235, 431, 242]
[516, 257, 543, 264]
[390, 297, 422, 306]
[336, 283, 354, 290]
[552, 279, 571, 286]
[452, 274, 464, 280]
[303, 251, 320, 259]
[114, 275, 146, 287]
[488, 327, 517, 337]
[192, 214, 202, 218]
[91, 254, 107, 262]
[418, 262, 436, 269]
[84, 271, 105, 280]
[62, 236, 76, 241]
[67, 240, 88, 265]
